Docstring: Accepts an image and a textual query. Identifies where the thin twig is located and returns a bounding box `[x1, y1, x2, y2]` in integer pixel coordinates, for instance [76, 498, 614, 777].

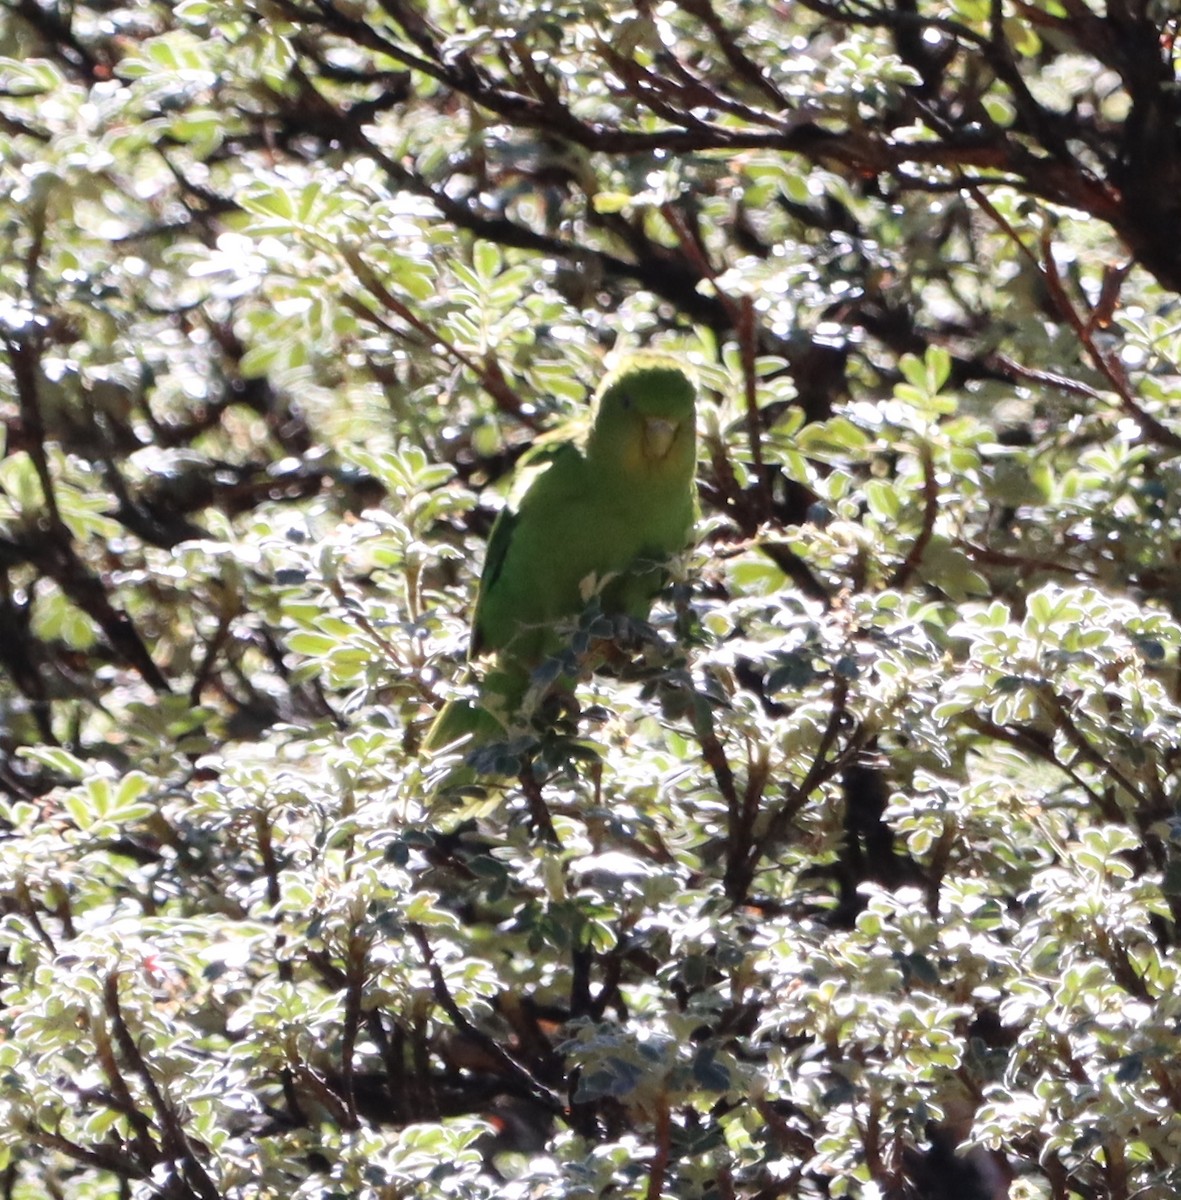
[519, 760, 562, 846]
[970, 186, 1181, 451]
[888, 441, 938, 589]
[340, 254, 534, 425]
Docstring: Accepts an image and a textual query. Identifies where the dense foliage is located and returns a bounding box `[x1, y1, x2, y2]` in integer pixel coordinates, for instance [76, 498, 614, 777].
[3, 2, 1181, 1197]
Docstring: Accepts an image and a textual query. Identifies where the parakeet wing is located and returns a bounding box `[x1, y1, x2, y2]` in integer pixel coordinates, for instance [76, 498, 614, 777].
[470, 438, 586, 658]
[470, 507, 517, 658]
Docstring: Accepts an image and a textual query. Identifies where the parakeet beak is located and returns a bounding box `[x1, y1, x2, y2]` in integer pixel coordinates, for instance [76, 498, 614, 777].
[643, 417, 678, 460]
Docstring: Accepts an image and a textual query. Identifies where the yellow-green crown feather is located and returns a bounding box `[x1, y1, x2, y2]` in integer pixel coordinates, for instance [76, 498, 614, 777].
[595, 353, 698, 417]
[588, 353, 697, 481]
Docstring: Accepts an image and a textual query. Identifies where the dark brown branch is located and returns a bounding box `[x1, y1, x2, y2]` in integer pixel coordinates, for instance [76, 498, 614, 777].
[104, 973, 222, 1200]
[674, 0, 788, 107]
[410, 924, 565, 1115]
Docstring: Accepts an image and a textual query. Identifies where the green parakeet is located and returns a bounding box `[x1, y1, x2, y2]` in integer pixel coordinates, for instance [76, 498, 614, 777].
[424, 353, 698, 754]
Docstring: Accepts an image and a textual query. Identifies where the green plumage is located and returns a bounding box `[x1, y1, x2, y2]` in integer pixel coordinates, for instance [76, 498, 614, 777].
[425, 353, 698, 754]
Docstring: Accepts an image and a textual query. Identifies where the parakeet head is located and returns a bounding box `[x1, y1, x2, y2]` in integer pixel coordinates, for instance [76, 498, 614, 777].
[589, 354, 697, 482]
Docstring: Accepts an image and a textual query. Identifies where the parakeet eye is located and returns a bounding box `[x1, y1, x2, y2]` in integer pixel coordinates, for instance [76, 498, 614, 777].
[618, 392, 633, 410]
